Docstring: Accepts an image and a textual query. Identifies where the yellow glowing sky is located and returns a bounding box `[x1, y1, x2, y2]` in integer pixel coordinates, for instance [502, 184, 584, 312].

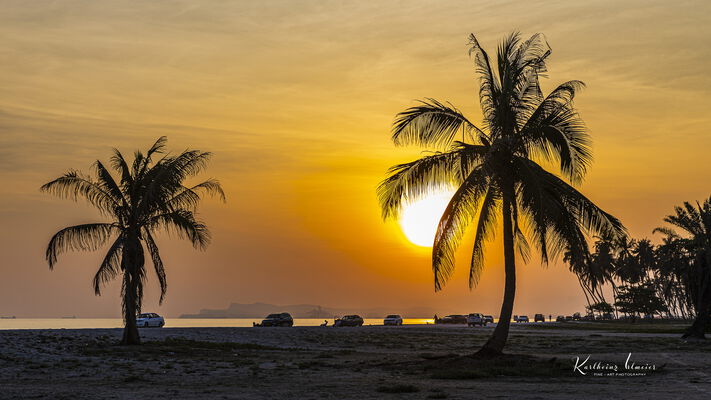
[1, 0, 711, 318]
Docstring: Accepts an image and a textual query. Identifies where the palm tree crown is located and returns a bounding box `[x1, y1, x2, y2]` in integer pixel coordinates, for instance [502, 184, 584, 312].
[379, 32, 625, 354]
[41, 137, 224, 344]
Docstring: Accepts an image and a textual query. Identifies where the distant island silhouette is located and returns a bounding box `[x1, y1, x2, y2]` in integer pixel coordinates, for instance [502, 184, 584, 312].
[179, 302, 440, 319]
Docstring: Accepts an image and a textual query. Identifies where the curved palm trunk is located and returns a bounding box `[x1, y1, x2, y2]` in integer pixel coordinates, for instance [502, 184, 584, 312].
[478, 193, 516, 356]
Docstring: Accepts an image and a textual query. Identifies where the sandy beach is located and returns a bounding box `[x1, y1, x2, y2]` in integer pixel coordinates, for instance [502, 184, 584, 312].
[2, 323, 710, 399]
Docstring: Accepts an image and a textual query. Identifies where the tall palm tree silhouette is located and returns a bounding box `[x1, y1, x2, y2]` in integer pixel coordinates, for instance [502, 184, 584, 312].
[41, 137, 224, 344]
[379, 32, 625, 355]
[655, 197, 711, 339]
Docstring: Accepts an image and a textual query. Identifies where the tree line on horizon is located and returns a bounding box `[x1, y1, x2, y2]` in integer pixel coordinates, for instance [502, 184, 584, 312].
[568, 198, 711, 338]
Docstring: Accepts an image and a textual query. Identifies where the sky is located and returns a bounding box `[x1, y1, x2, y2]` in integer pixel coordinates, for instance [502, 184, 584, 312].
[1, 0, 710, 318]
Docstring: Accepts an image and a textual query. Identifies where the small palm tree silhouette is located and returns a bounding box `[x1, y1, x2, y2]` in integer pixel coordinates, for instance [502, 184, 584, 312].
[41, 137, 224, 344]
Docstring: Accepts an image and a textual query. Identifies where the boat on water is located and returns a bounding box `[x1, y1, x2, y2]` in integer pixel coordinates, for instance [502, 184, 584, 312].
[61, 316, 76, 319]
[0, 316, 16, 319]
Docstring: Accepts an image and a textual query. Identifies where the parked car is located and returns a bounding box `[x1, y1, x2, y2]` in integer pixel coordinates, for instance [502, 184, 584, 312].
[556, 315, 565, 322]
[467, 313, 486, 327]
[483, 315, 494, 324]
[334, 315, 364, 327]
[565, 315, 573, 321]
[260, 312, 294, 327]
[581, 314, 595, 321]
[439, 314, 467, 324]
[136, 313, 164, 328]
[514, 315, 529, 323]
[534, 313, 545, 322]
[601, 312, 614, 320]
[572, 312, 581, 321]
[383, 314, 403, 326]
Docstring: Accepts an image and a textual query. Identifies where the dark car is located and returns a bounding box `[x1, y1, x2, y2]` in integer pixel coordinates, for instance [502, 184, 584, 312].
[534, 313, 545, 322]
[483, 315, 494, 324]
[439, 314, 467, 324]
[572, 312, 581, 321]
[556, 315, 565, 322]
[260, 312, 294, 327]
[334, 315, 364, 327]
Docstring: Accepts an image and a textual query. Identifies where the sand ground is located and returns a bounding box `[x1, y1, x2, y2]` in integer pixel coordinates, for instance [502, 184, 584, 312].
[1, 323, 710, 399]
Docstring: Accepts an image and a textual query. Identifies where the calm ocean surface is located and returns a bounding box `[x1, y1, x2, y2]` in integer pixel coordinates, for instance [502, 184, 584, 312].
[0, 318, 435, 330]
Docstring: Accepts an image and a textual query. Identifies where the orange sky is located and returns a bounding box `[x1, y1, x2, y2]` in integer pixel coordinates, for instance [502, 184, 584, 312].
[1, 0, 710, 318]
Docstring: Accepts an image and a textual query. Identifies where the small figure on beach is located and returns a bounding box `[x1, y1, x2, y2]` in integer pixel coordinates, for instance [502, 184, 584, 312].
[320, 320, 328, 327]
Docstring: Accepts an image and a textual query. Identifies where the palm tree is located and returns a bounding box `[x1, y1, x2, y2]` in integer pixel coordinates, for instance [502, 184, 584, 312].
[378, 32, 625, 355]
[654, 229, 694, 319]
[655, 197, 711, 339]
[41, 137, 224, 344]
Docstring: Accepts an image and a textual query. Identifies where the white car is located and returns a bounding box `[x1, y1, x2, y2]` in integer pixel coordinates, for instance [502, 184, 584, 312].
[136, 313, 165, 328]
[383, 314, 403, 326]
[467, 313, 486, 327]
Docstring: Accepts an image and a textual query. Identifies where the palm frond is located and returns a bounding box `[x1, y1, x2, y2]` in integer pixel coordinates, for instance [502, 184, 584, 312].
[468, 34, 500, 129]
[378, 145, 487, 219]
[139, 150, 214, 214]
[515, 158, 625, 261]
[432, 166, 491, 290]
[520, 80, 590, 184]
[136, 136, 169, 180]
[497, 31, 522, 93]
[40, 171, 120, 215]
[468, 186, 499, 288]
[653, 226, 680, 241]
[663, 203, 702, 237]
[167, 179, 226, 211]
[511, 199, 532, 264]
[94, 161, 127, 215]
[46, 223, 118, 269]
[392, 99, 485, 147]
[510, 34, 550, 123]
[92, 236, 124, 295]
[109, 149, 134, 190]
[148, 210, 210, 250]
[143, 230, 167, 304]
[145, 136, 168, 159]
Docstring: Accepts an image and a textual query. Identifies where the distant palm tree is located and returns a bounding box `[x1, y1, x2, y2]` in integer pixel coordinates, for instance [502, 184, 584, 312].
[41, 137, 224, 344]
[655, 197, 711, 339]
[379, 32, 625, 355]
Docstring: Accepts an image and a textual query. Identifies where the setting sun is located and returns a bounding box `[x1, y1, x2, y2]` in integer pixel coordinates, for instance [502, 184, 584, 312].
[399, 190, 456, 247]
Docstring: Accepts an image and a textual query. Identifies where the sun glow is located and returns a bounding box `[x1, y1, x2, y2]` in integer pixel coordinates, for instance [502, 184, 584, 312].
[399, 190, 456, 247]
